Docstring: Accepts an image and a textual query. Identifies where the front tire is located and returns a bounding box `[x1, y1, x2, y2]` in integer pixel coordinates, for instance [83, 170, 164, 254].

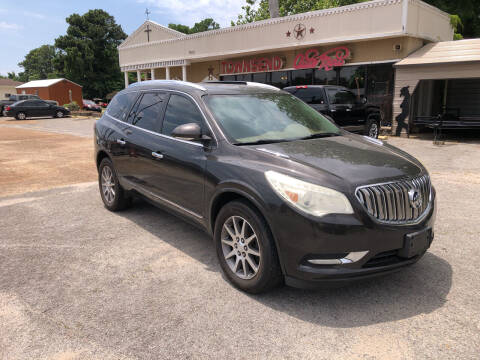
[98, 158, 131, 211]
[55, 110, 64, 118]
[214, 200, 282, 293]
[16, 112, 26, 120]
[365, 117, 380, 138]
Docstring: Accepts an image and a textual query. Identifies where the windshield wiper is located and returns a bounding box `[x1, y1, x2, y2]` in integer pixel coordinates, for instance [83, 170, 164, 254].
[298, 133, 340, 140]
[233, 138, 294, 146]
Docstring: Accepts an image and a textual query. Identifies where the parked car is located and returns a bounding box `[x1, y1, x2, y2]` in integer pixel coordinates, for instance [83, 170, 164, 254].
[3, 99, 70, 119]
[0, 94, 40, 116]
[94, 80, 436, 293]
[284, 85, 382, 138]
[83, 99, 102, 112]
[93, 98, 108, 108]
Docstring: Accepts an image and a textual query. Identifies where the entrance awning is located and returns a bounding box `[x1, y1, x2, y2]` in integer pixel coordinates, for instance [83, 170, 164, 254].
[395, 39, 480, 66]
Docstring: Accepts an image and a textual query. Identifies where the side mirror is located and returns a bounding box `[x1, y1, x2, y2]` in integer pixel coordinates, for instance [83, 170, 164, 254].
[171, 123, 204, 142]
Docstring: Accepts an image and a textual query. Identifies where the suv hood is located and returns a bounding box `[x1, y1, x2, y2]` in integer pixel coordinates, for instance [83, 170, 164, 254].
[253, 134, 423, 186]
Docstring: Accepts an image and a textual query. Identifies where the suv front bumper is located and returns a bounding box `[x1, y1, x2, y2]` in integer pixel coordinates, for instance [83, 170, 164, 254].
[266, 191, 436, 288]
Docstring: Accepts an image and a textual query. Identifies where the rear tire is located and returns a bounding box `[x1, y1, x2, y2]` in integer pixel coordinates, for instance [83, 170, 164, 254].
[214, 200, 283, 293]
[98, 158, 131, 211]
[365, 117, 380, 138]
[16, 112, 26, 120]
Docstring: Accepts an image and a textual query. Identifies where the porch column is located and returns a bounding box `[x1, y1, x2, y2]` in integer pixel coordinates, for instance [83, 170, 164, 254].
[182, 65, 187, 81]
[124, 71, 129, 88]
[151, 68, 155, 80]
[165, 67, 171, 80]
[137, 70, 141, 82]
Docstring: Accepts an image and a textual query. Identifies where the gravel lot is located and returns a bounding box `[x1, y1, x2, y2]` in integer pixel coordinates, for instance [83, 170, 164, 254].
[0, 120, 479, 359]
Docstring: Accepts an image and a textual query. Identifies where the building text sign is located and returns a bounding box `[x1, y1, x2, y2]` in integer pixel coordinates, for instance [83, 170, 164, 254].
[221, 56, 285, 74]
[293, 46, 350, 71]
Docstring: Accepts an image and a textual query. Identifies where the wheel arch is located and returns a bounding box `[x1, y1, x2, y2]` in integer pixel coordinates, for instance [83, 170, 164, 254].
[96, 150, 111, 169]
[209, 186, 286, 275]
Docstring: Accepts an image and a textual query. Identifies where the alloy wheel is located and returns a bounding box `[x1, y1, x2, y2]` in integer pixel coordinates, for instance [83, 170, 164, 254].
[101, 165, 116, 204]
[221, 216, 261, 280]
[369, 122, 379, 138]
[18, 112, 26, 120]
[56, 111, 64, 118]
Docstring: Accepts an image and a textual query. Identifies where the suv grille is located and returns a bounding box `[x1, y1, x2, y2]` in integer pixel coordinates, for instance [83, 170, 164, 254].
[355, 175, 431, 223]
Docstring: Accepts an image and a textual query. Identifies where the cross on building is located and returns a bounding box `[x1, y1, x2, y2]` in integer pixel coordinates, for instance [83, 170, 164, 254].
[145, 8, 150, 20]
[144, 24, 152, 42]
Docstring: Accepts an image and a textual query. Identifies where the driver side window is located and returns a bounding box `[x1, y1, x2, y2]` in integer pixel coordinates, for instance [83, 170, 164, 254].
[161, 94, 204, 137]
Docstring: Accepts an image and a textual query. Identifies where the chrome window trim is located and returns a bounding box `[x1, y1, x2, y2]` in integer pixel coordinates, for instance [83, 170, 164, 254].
[122, 178, 203, 220]
[355, 174, 433, 226]
[106, 88, 219, 147]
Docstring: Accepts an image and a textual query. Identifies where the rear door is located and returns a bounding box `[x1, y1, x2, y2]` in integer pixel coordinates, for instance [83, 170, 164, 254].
[26, 100, 50, 117]
[120, 91, 169, 196]
[325, 88, 363, 127]
[103, 91, 138, 178]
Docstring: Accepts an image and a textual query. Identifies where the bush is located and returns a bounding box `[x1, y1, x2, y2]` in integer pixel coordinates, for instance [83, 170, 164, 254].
[63, 101, 80, 111]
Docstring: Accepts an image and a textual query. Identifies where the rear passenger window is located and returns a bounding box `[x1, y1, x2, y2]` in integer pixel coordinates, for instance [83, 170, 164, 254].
[107, 92, 137, 121]
[128, 92, 166, 132]
[294, 88, 325, 104]
[161, 94, 204, 136]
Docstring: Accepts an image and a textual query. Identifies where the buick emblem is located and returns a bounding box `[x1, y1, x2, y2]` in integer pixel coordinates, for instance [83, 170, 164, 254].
[408, 188, 422, 209]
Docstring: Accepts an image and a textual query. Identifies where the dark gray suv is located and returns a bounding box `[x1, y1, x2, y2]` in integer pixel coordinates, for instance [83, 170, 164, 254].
[94, 80, 436, 293]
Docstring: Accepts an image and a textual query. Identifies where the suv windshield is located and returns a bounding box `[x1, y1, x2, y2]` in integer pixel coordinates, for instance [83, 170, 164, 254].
[204, 93, 340, 144]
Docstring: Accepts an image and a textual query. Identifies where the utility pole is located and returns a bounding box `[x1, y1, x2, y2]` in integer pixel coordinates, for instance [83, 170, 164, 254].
[269, 0, 280, 18]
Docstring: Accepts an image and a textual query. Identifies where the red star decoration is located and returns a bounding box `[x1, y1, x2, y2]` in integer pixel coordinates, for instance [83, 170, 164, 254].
[286, 30, 291, 37]
[309, 27, 315, 34]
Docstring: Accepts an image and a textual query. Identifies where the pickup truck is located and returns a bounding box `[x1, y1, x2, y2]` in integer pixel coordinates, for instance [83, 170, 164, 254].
[284, 85, 382, 138]
[0, 94, 41, 116]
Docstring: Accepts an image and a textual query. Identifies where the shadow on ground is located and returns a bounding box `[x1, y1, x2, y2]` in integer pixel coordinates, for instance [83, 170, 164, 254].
[119, 197, 452, 329]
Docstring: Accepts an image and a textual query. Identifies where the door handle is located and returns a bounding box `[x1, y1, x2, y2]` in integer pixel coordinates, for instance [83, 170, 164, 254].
[152, 151, 164, 160]
[116, 139, 126, 145]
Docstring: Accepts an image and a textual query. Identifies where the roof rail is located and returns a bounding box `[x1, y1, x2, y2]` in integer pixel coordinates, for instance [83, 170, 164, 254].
[128, 80, 206, 91]
[202, 81, 248, 85]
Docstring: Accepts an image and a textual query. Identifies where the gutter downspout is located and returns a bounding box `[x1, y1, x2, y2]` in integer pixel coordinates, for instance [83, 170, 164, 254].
[402, 0, 409, 33]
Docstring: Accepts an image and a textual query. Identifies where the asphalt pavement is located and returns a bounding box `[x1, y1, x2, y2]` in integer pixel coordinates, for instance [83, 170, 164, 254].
[0, 120, 479, 359]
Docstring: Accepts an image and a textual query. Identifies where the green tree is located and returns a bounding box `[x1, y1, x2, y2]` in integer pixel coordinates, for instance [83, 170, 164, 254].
[54, 9, 127, 99]
[233, 0, 480, 39]
[168, 18, 220, 34]
[18, 45, 58, 81]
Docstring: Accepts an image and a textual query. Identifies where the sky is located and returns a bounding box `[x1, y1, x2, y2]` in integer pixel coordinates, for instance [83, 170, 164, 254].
[0, 0, 247, 75]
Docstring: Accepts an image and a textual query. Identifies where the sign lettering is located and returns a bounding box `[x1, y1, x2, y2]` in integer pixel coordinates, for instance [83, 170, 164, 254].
[293, 47, 350, 71]
[222, 56, 285, 74]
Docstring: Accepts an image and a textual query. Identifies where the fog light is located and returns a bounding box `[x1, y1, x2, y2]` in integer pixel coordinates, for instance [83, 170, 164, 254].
[307, 251, 369, 265]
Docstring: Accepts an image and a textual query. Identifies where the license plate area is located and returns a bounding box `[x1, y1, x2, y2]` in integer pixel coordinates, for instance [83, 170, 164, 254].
[398, 228, 432, 259]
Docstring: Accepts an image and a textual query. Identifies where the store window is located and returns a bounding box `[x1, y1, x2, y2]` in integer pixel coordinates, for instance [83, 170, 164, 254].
[338, 65, 366, 98]
[290, 69, 313, 86]
[271, 71, 289, 88]
[366, 63, 395, 125]
[237, 74, 252, 82]
[252, 72, 269, 83]
[222, 75, 236, 81]
[314, 69, 337, 85]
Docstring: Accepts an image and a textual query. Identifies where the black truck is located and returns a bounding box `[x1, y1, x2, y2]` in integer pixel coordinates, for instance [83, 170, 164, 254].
[0, 94, 41, 116]
[284, 85, 381, 138]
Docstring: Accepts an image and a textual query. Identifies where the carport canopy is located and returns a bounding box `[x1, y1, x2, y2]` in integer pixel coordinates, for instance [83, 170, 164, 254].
[392, 39, 480, 136]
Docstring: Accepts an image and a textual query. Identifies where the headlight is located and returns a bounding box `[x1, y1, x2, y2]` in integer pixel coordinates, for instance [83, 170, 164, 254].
[265, 171, 353, 217]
